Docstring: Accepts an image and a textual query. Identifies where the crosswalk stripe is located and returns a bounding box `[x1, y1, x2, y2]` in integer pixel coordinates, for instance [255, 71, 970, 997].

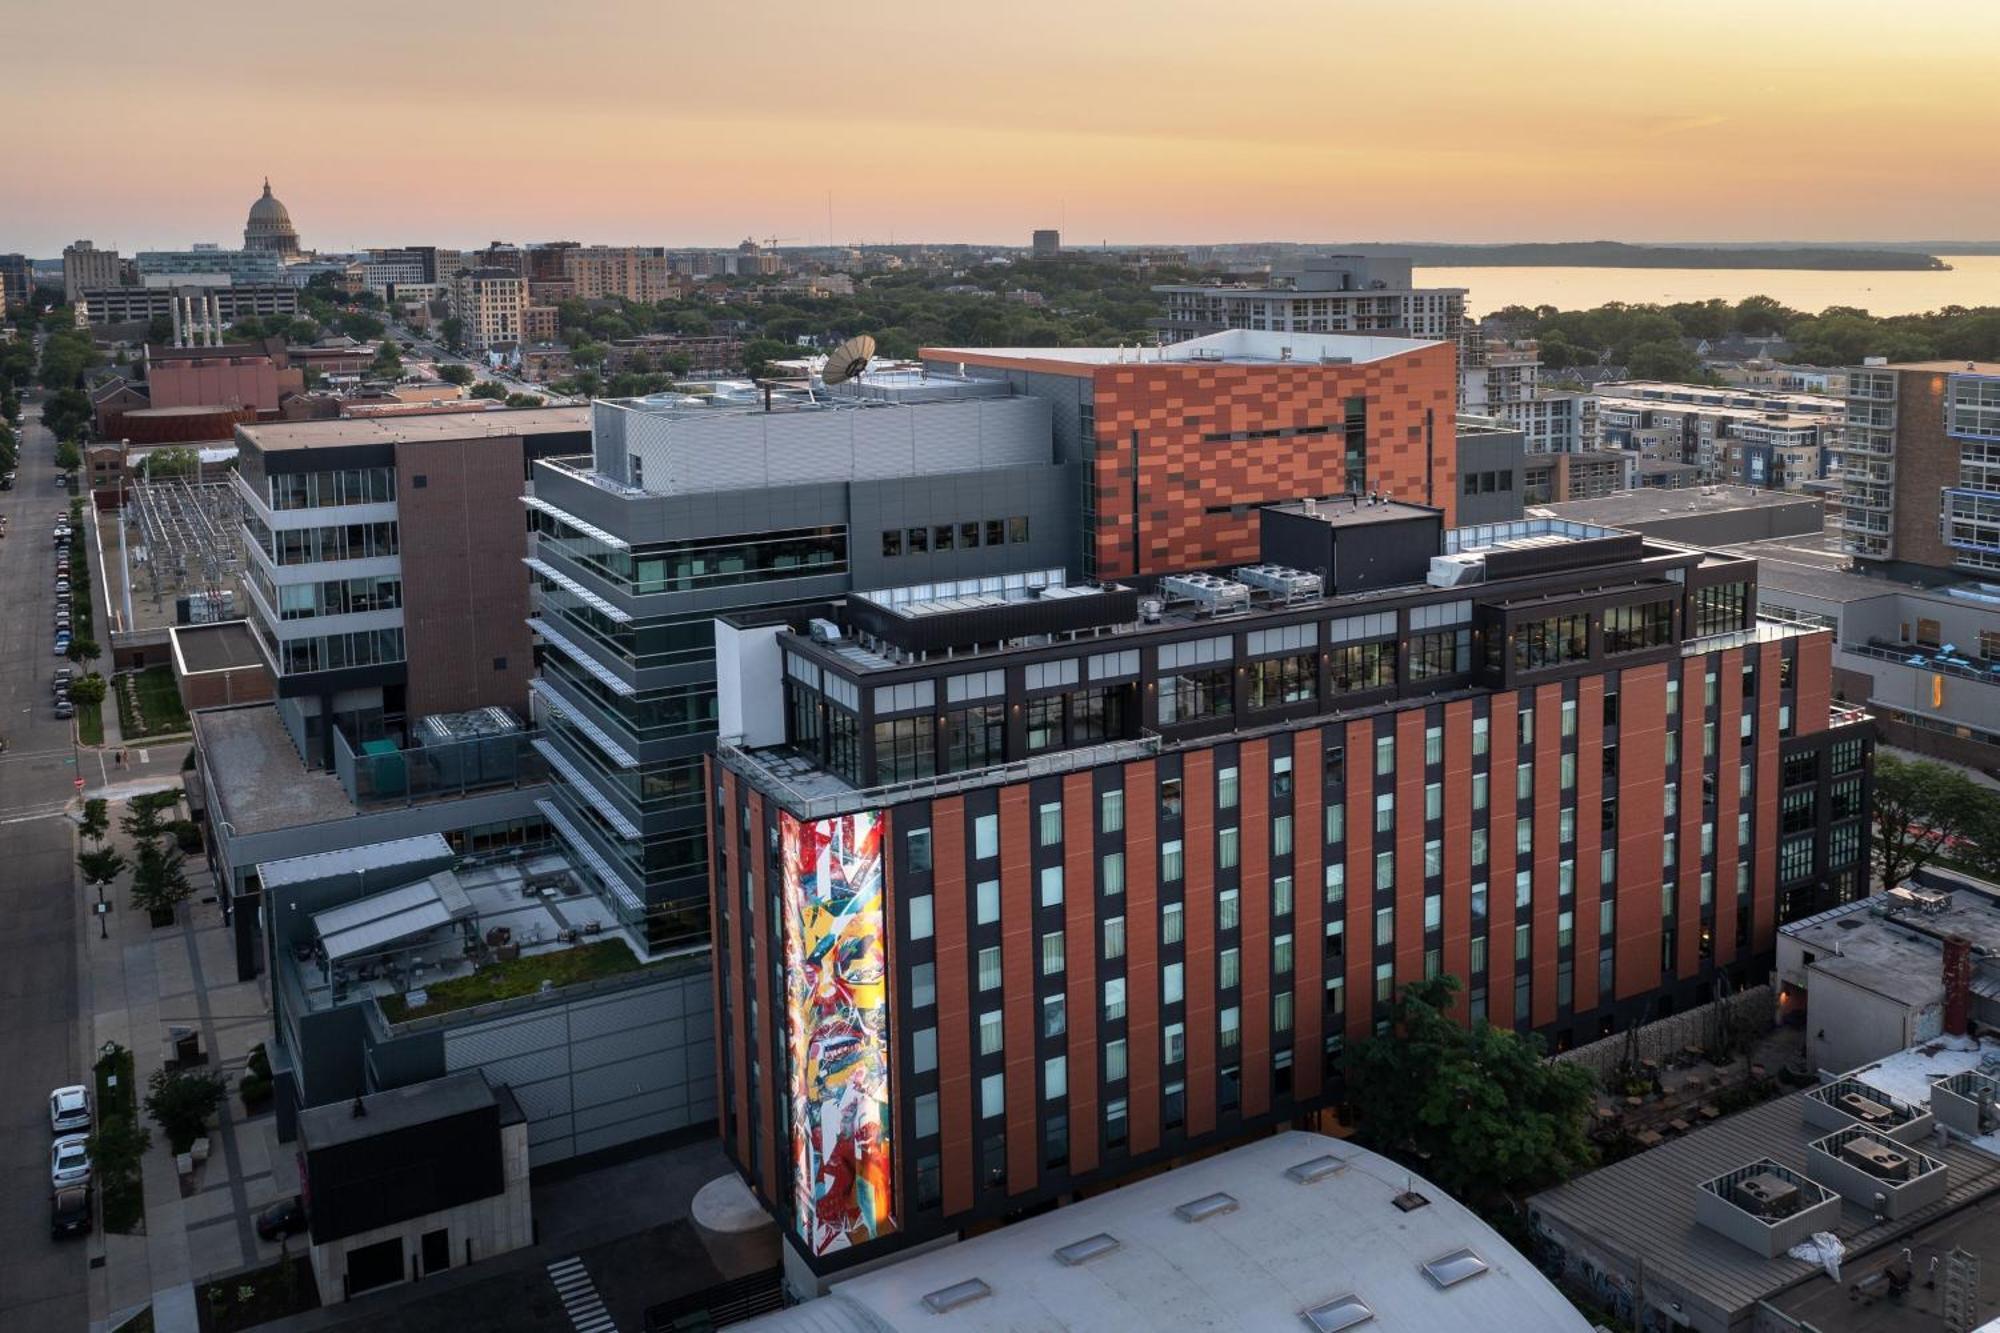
[546, 1255, 618, 1333]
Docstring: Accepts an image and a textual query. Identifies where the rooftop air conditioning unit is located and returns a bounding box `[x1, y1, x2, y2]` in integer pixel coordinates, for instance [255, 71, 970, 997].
[807, 618, 842, 643]
[1840, 1138, 1910, 1180]
[1139, 599, 1163, 623]
[1428, 554, 1486, 588]
[1838, 1091, 1896, 1125]
[1733, 1174, 1801, 1218]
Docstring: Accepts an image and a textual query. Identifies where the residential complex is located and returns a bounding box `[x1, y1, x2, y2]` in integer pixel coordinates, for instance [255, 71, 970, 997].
[1597, 379, 1844, 492]
[562, 245, 676, 303]
[708, 502, 1870, 1277]
[1155, 256, 1466, 345]
[1837, 359, 2000, 575]
[1462, 339, 1599, 455]
[450, 267, 527, 350]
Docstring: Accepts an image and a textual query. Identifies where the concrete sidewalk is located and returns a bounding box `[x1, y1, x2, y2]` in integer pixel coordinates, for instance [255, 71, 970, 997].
[81, 787, 281, 1333]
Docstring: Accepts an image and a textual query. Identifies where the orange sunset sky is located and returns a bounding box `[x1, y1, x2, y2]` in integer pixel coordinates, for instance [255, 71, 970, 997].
[6, 0, 1998, 255]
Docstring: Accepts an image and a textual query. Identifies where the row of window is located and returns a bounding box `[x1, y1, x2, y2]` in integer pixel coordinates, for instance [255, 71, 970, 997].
[881, 517, 1031, 558]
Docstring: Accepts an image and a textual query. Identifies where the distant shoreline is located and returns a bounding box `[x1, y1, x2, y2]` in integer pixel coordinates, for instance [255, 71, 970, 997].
[1334, 242, 1948, 271]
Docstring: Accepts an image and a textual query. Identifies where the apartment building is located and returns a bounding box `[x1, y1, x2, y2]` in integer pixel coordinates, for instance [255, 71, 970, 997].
[63, 239, 126, 301]
[920, 329, 1460, 580]
[1155, 256, 1465, 344]
[707, 506, 1870, 1276]
[1459, 339, 1599, 455]
[233, 408, 591, 767]
[450, 268, 527, 350]
[1597, 380, 1843, 491]
[562, 245, 676, 303]
[0, 253, 33, 309]
[523, 372, 1078, 951]
[1837, 360, 2000, 576]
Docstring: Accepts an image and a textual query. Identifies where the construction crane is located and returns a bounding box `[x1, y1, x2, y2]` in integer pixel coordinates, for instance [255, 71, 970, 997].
[761, 235, 799, 251]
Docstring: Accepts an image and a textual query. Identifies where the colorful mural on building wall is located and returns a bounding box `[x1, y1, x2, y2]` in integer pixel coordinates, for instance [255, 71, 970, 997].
[781, 809, 896, 1256]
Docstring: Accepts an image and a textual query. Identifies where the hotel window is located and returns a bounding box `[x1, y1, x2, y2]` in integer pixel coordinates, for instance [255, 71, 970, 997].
[1164, 1022, 1186, 1065]
[1375, 851, 1394, 891]
[1163, 901, 1185, 946]
[1160, 778, 1184, 819]
[1101, 790, 1124, 832]
[1561, 700, 1577, 737]
[1473, 716, 1490, 756]
[972, 814, 997, 860]
[1274, 814, 1293, 856]
[1425, 783, 1442, 821]
[1274, 992, 1295, 1033]
[1425, 725, 1444, 764]
[1273, 755, 1294, 797]
[911, 962, 935, 1009]
[1104, 916, 1126, 959]
[1041, 930, 1065, 976]
[914, 1028, 937, 1073]
[1274, 933, 1294, 974]
[1164, 963, 1184, 1005]
[1517, 818, 1533, 856]
[1425, 839, 1443, 877]
[1375, 906, 1394, 947]
[1560, 754, 1576, 791]
[978, 947, 1001, 991]
[1273, 874, 1293, 916]
[1039, 802, 1062, 846]
[1220, 946, 1241, 988]
[1559, 808, 1575, 843]
[1375, 735, 1396, 774]
[1102, 851, 1126, 896]
[1376, 793, 1395, 833]
[908, 894, 933, 940]
[1106, 1040, 1128, 1082]
[1515, 923, 1531, 961]
[976, 879, 999, 926]
[1326, 976, 1346, 1017]
[914, 1092, 938, 1139]
[1221, 1006, 1242, 1050]
[1041, 866, 1064, 907]
[1218, 766, 1240, 809]
[981, 1073, 1004, 1119]
[1045, 1056, 1067, 1100]
[908, 829, 934, 872]
[1043, 994, 1066, 1039]
[1375, 962, 1394, 1004]
[1325, 802, 1345, 844]
[1325, 863, 1346, 907]
[1471, 882, 1488, 921]
[979, 1010, 1004, 1056]
[1104, 978, 1127, 1022]
[1219, 826, 1240, 869]
[1161, 839, 1184, 883]
[1105, 1097, 1128, 1148]
[1559, 859, 1575, 896]
[1516, 763, 1534, 800]
[1219, 888, 1240, 931]
[1473, 772, 1489, 811]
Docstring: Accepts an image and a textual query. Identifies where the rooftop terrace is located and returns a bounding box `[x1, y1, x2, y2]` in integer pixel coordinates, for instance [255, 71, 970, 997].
[924, 328, 1440, 369]
[236, 405, 589, 451]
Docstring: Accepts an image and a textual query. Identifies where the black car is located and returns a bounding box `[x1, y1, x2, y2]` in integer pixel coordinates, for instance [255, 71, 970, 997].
[51, 1183, 92, 1238]
[255, 1196, 306, 1240]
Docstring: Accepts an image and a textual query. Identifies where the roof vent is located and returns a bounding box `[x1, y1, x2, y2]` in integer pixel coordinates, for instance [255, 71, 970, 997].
[1301, 1293, 1375, 1331]
[1175, 1191, 1240, 1223]
[922, 1278, 992, 1314]
[1286, 1154, 1347, 1184]
[1391, 1190, 1431, 1213]
[1420, 1247, 1490, 1289]
[1053, 1233, 1120, 1266]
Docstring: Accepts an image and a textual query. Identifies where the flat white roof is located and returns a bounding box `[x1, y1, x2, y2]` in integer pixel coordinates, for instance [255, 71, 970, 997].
[257, 833, 453, 889]
[738, 1131, 1590, 1333]
[927, 329, 1440, 367]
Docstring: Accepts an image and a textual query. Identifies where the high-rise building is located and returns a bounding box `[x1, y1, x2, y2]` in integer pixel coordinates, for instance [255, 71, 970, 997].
[136, 244, 286, 286]
[1032, 229, 1061, 258]
[561, 245, 675, 303]
[920, 330, 1460, 580]
[449, 268, 527, 350]
[63, 239, 126, 301]
[523, 373, 1078, 949]
[1598, 380, 1842, 491]
[707, 507, 1871, 1277]
[1837, 359, 2000, 575]
[0, 253, 36, 309]
[234, 409, 592, 767]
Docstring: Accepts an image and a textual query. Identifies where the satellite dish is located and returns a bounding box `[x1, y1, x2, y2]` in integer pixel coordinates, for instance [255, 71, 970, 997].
[822, 335, 876, 385]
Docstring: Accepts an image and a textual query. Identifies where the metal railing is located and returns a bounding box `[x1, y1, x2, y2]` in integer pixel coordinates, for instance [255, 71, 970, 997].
[1848, 639, 2000, 687]
[1680, 615, 1826, 656]
[332, 725, 550, 807]
[717, 732, 1164, 820]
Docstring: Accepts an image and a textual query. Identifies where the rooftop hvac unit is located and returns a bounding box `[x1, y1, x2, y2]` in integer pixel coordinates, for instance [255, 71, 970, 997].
[1840, 1138, 1910, 1180]
[1428, 554, 1487, 588]
[1139, 599, 1163, 623]
[1160, 573, 1251, 616]
[1838, 1091, 1897, 1125]
[1234, 564, 1324, 601]
[1733, 1173, 1802, 1218]
[807, 617, 843, 643]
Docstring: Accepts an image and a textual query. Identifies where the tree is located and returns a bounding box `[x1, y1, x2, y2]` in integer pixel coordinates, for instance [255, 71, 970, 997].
[440, 315, 465, 352]
[88, 1112, 150, 1188]
[130, 840, 193, 921]
[338, 311, 385, 342]
[436, 363, 474, 386]
[468, 380, 506, 401]
[70, 673, 108, 706]
[1624, 339, 1704, 382]
[144, 1066, 227, 1153]
[80, 797, 109, 844]
[739, 338, 793, 377]
[54, 439, 82, 473]
[1871, 753, 1991, 890]
[141, 447, 199, 479]
[67, 637, 101, 665]
[146, 314, 175, 345]
[78, 845, 128, 892]
[44, 388, 93, 443]
[1343, 975, 1596, 1205]
[120, 790, 179, 845]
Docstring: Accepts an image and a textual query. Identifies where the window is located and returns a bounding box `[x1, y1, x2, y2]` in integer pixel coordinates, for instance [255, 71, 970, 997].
[1326, 803, 1345, 843]
[1164, 1022, 1186, 1064]
[979, 1009, 1004, 1056]
[1516, 763, 1533, 801]
[915, 1091, 939, 1139]
[1043, 993, 1066, 1038]
[913, 1027, 937, 1073]
[976, 879, 1000, 926]
[1514, 615, 1588, 671]
[1274, 814, 1294, 856]
[1101, 789, 1125, 832]
[1376, 792, 1395, 832]
[1221, 1006, 1242, 1050]
[1376, 735, 1396, 774]
[1038, 802, 1062, 847]
[1219, 826, 1241, 868]
[1042, 930, 1065, 976]
[1473, 772, 1489, 811]
[1160, 778, 1184, 818]
[1163, 901, 1185, 945]
[1473, 716, 1490, 756]
[981, 1073, 1004, 1118]
[1104, 978, 1127, 1022]
[911, 962, 936, 1008]
[1273, 874, 1294, 916]
[1104, 915, 1126, 959]
[1219, 889, 1240, 931]
[1040, 866, 1064, 907]
[1425, 839, 1443, 877]
[1375, 906, 1394, 947]
[908, 894, 934, 940]
[1558, 910, 1574, 948]
[1105, 1097, 1128, 1149]
[1375, 851, 1394, 891]
[1325, 863, 1346, 906]
[907, 829, 934, 872]
[1603, 600, 1674, 654]
[1425, 783, 1442, 821]
[1103, 851, 1126, 896]
[973, 814, 997, 860]
[1218, 766, 1240, 808]
[978, 947, 1002, 991]
[1515, 923, 1531, 960]
[1164, 962, 1185, 1005]
[1274, 933, 1294, 973]
[1561, 700, 1577, 737]
[1274, 992, 1295, 1032]
[1106, 1040, 1128, 1082]
[1220, 946, 1241, 988]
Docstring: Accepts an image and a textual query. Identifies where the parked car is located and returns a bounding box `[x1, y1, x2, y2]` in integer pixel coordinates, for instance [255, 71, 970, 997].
[54, 580, 70, 596]
[54, 667, 73, 687]
[54, 700, 74, 720]
[50, 1135, 90, 1187]
[254, 1196, 307, 1240]
[48, 1085, 91, 1134]
[51, 1184, 92, 1239]
[53, 635, 71, 656]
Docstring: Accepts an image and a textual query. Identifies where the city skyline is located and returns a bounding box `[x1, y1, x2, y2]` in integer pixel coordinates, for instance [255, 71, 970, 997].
[7, 0, 1999, 257]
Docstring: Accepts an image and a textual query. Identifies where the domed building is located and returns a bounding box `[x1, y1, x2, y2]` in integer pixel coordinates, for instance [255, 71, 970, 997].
[243, 178, 301, 258]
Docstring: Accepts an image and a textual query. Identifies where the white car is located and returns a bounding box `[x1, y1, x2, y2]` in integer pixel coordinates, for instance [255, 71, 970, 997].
[49, 1085, 91, 1134]
[50, 1134, 90, 1187]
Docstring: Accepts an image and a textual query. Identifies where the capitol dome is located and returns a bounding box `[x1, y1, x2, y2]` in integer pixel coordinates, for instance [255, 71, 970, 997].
[243, 178, 301, 258]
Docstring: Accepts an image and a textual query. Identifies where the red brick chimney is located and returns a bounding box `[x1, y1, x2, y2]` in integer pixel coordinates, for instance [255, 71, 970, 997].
[1944, 934, 1972, 1037]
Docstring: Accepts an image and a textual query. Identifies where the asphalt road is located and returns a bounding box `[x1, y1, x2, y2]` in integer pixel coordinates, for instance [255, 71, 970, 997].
[0, 399, 89, 1330]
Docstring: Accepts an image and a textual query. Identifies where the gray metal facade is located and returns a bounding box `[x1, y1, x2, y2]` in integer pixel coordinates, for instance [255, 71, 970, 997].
[1455, 425, 1528, 527]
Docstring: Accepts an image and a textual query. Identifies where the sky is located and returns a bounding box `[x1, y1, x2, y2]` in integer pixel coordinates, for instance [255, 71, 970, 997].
[6, 0, 2000, 257]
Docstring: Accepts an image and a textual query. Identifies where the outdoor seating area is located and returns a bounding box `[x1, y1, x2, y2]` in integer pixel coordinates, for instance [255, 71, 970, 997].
[291, 850, 642, 1014]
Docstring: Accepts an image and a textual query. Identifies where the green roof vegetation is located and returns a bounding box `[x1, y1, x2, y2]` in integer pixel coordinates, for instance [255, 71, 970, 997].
[378, 937, 647, 1023]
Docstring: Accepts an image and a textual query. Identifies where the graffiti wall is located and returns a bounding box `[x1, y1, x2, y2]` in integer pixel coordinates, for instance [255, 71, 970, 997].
[781, 809, 896, 1256]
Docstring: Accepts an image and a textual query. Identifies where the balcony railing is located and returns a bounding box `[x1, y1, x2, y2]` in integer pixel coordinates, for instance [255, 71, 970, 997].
[332, 725, 550, 807]
[1849, 639, 2000, 688]
[1681, 616, 1825, 657]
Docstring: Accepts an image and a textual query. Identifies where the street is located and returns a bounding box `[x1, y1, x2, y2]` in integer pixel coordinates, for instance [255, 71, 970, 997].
[0, 398, 89, 1332]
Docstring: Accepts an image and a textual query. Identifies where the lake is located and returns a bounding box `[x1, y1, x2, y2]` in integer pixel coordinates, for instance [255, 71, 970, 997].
[1416, 255, 2000, 319]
